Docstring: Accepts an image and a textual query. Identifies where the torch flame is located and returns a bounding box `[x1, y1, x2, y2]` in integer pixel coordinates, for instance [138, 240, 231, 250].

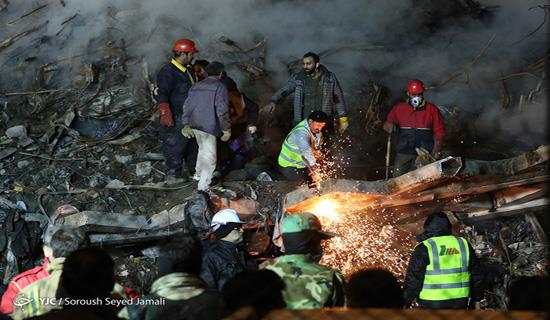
[310, 198, 341, 225]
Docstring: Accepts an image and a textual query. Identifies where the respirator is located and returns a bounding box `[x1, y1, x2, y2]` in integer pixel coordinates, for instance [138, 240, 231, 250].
[409, 95, 424, 109]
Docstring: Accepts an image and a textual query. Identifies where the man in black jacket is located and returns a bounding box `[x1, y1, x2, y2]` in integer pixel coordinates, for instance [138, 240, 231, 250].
[200, 209, 255, 292]
[156, 38, 199, 181]
[404, 212, 482, 309]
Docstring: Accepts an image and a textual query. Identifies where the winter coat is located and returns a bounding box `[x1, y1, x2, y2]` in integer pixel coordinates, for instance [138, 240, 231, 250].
[156, 60, 196, 117]
[120, 273, 224, 320]
[200, 241, 251, 292]
[386, 102, 445, 155]
[403, 215, 482, 309]
[270, 65, 347, 125]
[182, 77, 230, 137]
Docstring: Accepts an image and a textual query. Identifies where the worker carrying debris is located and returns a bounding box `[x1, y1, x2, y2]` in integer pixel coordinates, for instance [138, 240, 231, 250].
[383, 79, 445, 176]
[404, 212, 482, 309]
[156, 38, 199, 181]
[181, 61, 230, 191]
[265, 52, 349, 134]
[278, 111, 328, 187]
[265, 213, 345, 309]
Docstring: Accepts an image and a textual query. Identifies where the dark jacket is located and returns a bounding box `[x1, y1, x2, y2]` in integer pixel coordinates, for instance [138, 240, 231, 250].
[122, 273, 224, 320]
[270, 65, 347, 125]
[200, 241, 250, 292]
[156, 61, 195, 117]
[182, 77, 230, 137]
[403, 215, 482, 309]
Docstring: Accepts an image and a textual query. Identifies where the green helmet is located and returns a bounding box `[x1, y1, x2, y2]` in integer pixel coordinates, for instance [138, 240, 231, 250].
[281, 212, 337, 239]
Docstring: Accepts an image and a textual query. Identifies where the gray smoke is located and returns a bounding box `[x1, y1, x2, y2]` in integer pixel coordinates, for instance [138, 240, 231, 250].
[0, 0, 547, 148]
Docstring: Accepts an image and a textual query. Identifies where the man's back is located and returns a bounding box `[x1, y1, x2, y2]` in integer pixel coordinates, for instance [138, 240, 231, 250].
[183, 77, 229, 137]
[265, 254, 345, 309]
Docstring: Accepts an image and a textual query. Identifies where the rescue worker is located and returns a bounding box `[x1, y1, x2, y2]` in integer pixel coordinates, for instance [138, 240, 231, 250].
[156, 38, 199, 181]
[193, 59, 210, 82]
[200, 209, 254, 292]
[265, 52, 348, 134]
[404, 212, 481, 309]
[120, 237, 224, 320]
[181, 61, 230, 191]
[383, 79, 445, 176]
[11, 227, 89, 319]
[278, 110, 328, 185]
[220, 70, 259, 173]
[265, 213, 345, 309]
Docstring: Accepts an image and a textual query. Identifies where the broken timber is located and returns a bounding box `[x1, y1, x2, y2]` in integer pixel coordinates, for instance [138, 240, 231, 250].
[284, 145, 549, 224]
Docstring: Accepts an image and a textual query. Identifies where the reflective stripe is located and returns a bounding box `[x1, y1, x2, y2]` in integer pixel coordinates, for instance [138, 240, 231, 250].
[426, 239, 439, 270]
[423, 282, 470, 289]
[279, 152, 304, 167]
[278, 120, 309, 169]
[425, 267, 465, 275]
[283, 141, 301, 153]
[457, 237, 468, 271]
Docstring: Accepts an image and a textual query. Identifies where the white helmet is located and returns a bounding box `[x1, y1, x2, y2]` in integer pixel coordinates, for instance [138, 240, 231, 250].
[210, 209, 244, 231]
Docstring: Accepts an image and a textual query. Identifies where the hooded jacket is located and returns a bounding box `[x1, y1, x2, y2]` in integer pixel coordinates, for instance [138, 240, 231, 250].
[0, 259, 49, 314]
[403, 213, 482, 309]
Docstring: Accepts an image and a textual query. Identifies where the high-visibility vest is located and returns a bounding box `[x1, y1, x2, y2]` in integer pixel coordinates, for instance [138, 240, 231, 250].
[419, 235, 471, 301]
[278, 120, 310, 169]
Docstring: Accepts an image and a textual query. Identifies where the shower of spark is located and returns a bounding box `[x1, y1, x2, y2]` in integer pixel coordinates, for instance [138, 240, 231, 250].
[306, 195, 416, 279]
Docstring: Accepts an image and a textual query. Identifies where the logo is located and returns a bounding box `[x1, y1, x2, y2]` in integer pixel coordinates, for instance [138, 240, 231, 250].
[439, 245, 460, 256]
[13, 296, 33, 307]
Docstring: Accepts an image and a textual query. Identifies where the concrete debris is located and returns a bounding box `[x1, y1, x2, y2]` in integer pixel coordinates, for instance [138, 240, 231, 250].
[135, 161, 152, 177]
[114, 154, 133, 164]
[105, 179, 125, 189]
[16, 160, 30, 169]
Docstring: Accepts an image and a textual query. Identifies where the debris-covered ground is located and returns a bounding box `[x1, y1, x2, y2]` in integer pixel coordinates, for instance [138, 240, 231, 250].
[0, 0, 548, 312]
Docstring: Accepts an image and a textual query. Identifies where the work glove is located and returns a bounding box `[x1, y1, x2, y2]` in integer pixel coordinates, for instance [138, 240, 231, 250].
[247, 126, 257, 134]
[221, 130, 231, 142]
[263, 102, 276, 114]
[338, 116, 349, 133]
[181, 125, 194, 138]
[158, 102, 174, 127]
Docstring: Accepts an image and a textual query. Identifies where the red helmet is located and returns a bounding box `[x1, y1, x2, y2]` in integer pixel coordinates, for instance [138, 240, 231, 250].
[407, 79, 425, 95]
[172, 38, 198, 54]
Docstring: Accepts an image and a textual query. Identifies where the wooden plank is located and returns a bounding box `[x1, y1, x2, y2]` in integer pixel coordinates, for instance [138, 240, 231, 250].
[464, 198, 549, 221]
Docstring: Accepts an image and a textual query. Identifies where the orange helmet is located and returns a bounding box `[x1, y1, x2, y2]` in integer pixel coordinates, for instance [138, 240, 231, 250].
[172, 38, 198, 54]
[406, 79, 425, 95]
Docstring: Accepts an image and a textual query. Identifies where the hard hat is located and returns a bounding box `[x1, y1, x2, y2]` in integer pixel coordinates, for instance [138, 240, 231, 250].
[172, 38, 198, 54]
[281, 213, 337, 239]
[406, 79, 425, 95]
[211, 209, 244, 230]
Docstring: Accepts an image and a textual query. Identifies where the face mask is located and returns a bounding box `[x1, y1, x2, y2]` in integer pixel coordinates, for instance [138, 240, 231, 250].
[409, 95, 424, 109]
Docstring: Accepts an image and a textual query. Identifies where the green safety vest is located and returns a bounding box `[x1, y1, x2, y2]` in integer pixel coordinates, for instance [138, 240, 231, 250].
[278, 120, 310, 169]
[419, 235, 471, 301]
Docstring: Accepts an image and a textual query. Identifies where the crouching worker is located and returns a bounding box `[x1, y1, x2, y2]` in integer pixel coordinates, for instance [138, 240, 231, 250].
[278, 111, 328, 187]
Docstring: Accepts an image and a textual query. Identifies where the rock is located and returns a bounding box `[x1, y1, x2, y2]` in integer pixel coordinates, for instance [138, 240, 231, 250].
[5, 125, 26, 139]
[100, 155, 109, 163]
[256, 172, 273, 181]
[115, 154, 133, 164]
[0, 169, 5, 175]
[135, 161, 152, 177]
[17, 160, 30, 169]
[105, 179, 125, 189]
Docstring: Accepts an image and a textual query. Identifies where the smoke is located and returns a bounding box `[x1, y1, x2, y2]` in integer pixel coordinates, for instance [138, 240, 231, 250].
[0, 0, 547, 148]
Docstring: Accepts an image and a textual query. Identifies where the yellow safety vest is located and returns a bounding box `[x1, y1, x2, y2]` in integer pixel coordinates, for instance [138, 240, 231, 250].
[419, 235, 471, 301]
[278, 120, 310, 168]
